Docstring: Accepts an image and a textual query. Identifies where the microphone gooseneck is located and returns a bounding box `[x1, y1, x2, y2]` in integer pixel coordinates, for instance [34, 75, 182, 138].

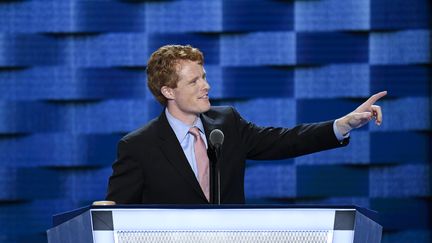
[209, 129, 224, 205]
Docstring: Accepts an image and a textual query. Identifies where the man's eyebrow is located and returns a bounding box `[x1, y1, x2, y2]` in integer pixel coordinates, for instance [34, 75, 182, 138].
[188, 71, 206, 83]
[188, 76, 199, 83]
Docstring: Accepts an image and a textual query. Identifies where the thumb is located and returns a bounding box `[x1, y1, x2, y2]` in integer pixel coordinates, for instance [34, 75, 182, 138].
[347, 112, 373, 129]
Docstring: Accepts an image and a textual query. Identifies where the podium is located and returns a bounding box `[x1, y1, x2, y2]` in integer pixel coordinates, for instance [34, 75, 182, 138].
[47, 205, 382, 243]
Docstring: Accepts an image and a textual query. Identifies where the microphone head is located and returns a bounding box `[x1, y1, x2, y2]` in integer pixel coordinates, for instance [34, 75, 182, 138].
[209, 129, 224, 148]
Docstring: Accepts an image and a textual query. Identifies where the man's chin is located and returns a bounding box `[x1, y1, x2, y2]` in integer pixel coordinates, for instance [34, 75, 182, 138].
[199, 103, 211, 113]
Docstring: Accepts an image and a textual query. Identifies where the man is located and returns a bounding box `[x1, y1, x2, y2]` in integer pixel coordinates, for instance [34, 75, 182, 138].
[106, 44, 386, 204]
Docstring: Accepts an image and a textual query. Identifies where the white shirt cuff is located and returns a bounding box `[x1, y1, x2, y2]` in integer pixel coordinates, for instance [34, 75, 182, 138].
[333, 120, 350, 142]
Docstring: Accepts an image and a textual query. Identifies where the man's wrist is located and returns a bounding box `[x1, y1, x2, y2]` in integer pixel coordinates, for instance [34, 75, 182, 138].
[335, 117, 351, 137]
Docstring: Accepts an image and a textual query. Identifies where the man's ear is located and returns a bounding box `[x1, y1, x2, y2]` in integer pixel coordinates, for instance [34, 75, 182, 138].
[161, 86, 175, 100]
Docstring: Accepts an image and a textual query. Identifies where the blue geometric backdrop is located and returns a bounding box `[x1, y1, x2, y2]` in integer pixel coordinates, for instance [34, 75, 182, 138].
[0, 0, 430, 242]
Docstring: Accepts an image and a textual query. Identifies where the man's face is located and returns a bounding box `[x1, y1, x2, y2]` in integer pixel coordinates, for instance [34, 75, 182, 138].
[165, 60, 211, 121]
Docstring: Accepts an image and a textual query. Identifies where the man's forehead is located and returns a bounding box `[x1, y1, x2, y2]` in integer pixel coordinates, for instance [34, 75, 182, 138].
[176, 60, 205, 77]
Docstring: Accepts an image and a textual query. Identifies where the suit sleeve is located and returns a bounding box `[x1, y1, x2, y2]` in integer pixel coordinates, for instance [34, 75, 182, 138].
[106, 139, 144, 204]
[230, 107, 349, 160]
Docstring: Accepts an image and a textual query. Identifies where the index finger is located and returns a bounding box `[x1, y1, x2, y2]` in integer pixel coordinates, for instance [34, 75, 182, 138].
[365, 91, 387, 105]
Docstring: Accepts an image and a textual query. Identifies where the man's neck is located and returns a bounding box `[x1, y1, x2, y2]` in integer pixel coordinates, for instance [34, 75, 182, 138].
[166, 107, 198, 126]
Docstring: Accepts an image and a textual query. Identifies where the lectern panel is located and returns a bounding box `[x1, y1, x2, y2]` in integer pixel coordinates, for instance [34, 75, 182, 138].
[115, 230, 332, 243]
[111, 208, 337, 230]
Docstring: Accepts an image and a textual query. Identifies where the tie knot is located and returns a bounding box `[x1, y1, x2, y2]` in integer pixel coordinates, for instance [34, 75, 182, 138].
[189, 126, 201, 138]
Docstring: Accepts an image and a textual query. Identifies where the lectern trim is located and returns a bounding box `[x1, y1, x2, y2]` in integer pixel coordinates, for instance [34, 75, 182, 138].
[92, 211, 114, 231]
[334, 210, 355, 230]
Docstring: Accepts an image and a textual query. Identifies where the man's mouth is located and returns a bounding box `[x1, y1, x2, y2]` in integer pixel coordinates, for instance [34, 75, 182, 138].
[198, 94, 209, 99]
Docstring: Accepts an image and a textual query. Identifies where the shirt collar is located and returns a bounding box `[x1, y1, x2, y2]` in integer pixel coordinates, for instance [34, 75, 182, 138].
[165, 109, 205, 143]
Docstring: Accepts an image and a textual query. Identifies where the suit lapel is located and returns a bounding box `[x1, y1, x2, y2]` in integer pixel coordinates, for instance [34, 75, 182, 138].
[156, 111, 207, 201]
[201, 111, 224, 150]
[200, 113, 217, 171]
[201, 113, 217, 144]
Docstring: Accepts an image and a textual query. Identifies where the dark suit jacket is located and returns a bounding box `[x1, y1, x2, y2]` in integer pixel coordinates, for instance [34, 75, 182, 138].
[106, 106, 348, 204]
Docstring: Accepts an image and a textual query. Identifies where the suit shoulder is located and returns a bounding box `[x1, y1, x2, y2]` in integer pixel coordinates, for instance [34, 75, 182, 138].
[121, 117, 159, 145]
[205, 106, 237, 117]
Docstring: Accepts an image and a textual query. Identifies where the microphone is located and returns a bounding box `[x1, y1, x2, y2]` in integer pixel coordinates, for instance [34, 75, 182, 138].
[209, 129, 224, 149]
[209, 129, 224, 205]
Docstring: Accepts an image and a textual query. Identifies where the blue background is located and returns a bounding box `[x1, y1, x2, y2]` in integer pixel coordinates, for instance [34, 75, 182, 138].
[0, 0, 431, 242]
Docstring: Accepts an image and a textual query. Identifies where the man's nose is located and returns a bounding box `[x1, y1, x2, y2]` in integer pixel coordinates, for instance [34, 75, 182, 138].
[202, 79, 211, 90]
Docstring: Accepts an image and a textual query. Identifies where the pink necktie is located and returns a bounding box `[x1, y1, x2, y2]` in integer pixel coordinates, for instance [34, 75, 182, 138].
[189, 127, 210, 201]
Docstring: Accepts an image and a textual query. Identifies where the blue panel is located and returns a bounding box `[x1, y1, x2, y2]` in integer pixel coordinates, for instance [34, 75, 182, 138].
[148, 34, 220, 64]
[0, 1, 146, 33]
[59, 168, 112, 200]
[371, 199, 432, 230]
[295, 64, 369, 98]
[146, 99, 164, 119]
[76, 2, 145, 32]
[0, 1, 74, 33]
[295, 131, 370, 165]
[0, 101, 56, 133]
[0, 233, 47, 243]
[77, 68, 146, 98]
[0, 134, 120, 167]
[2, 12, 216, 67]
[371, 0, 431, 30]
[54, 100, 152, 133]
[0, 34, 64, 66]
[370, 132, 430, 164]
[228, 98, 296, 127]
[369, 98, 430, 131]
[0, 168, 62, 200]
[223, 0, 293, 31]
[295, 0, 369, 31]
[0, 67, 146, 100]
[0, 68, 74, 100]
[382, 230, 432, 243]
[146, 0, 222, 32]
[297, 32, 369, 64]
[245, 162, 296, 199]
[221, 32, 295, 66]
[222, 67, 294, 98]
[67, 33, 148, 67]
[16, 168, 64, 199]
[86, 136, 122, 165]
[371, 65, 431, 97]
[297, 165, 369, 197]
[296, 99, 361, 124]
[370, 165, 430, 197]
[370, 30, 431, 65]
[205, 65, 223, 98]
[0, 168, 18, 200]
[0, 100, 153, 133]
